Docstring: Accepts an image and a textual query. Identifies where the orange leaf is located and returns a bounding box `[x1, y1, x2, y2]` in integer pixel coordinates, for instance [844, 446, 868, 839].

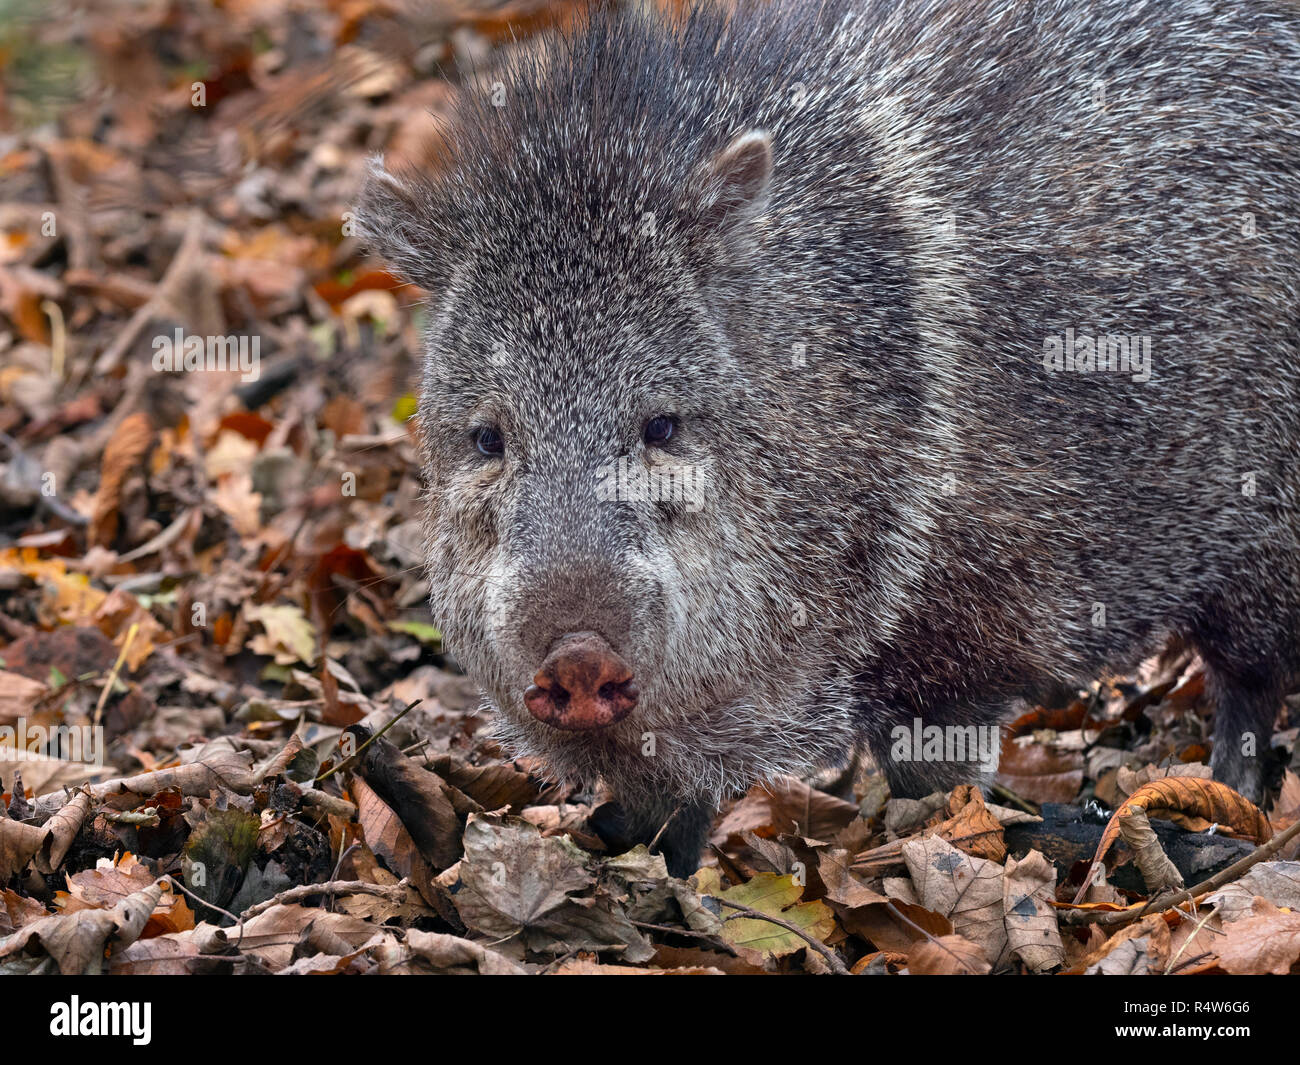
[1074, 776, 1271, 903]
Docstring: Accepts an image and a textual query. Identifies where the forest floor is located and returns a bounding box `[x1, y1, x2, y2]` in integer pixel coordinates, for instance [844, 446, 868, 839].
[0, 0, 1297, 975]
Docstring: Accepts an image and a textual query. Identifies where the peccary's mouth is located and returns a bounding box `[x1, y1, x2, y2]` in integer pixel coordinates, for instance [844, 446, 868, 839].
[522, 630, 639, 731]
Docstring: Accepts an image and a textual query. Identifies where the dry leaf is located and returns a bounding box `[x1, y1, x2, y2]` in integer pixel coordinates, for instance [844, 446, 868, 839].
[1074, 776, 1271, 903]
[907, 934, 992, 975]
[1002, 850, 1064, 972]
[902, 835, 1008, 967]
[1217, 898, 1300, 975]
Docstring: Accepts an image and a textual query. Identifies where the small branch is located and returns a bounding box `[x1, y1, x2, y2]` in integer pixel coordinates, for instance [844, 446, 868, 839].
[239, 879, 410, 921]
[93, 622, 138, 727]
[164, 875, 242, 930]
[883, 900, 987, 975]
[313, 700, 422, 785]
[710, 897, 851, 975]
[647, 805, 683, 853]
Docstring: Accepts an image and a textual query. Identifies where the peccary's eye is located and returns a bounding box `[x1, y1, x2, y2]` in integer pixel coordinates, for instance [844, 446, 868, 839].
[473, 426, 504, 457]
[643, 415, 676, 446]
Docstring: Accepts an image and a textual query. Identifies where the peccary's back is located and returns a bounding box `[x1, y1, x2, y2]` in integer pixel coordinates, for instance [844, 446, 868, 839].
[648, 0, 1300, 684]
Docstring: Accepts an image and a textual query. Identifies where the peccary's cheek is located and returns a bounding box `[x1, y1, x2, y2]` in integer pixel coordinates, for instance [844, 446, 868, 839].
[623, 548, 671, 671]
[437, 475, 509, 668]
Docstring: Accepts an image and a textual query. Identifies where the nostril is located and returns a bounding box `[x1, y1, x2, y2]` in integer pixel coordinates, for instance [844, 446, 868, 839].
[524, 631, 638, 730]
[598, 679, 637, 704]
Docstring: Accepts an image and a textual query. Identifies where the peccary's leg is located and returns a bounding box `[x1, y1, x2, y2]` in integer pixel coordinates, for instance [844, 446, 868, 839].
[1191, 593, 1293, 803]
[1204, 666, 1281, 804]
[860, 700, 1005, 801]
[610, 795, 716, 878]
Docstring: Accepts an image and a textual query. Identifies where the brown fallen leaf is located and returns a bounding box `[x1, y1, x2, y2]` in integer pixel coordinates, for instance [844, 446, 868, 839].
[924, 785, 1008, 863]
[60, 851, 194, 937]
[376, 929, 527, 975]
[0, 818, 45, 881]
[552, 955, 722, 975]
[1205, 861, 1300, 921]
[907, 934, 992, 975]
[0, 787, 94, 880]
[1082, 914, 1172, 975]
[350, 772, 443, 913]
[89, 411, 153, 547]
[710, 777, 859, 850]
[350, 724, 475, 871]
[902, 835, 1008, 967]
[109, 925, 233, 975]
[236, 903, 379, 972]
[996, 737, 1085, 804]
[1216, 898, 1300, 975]
[0, 879, 164, 974]
[0, 669, 47, 725]
[1002, 850, 1064, 972]
[1, 888, 48, 935]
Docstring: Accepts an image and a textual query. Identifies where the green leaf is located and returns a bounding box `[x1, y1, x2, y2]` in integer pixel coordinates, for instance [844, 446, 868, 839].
[387, 619, 442, 646]
[392, 393, 418, 422]
[703, 871, 836, 960]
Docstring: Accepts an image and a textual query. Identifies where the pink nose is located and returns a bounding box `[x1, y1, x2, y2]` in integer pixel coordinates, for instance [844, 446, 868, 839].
[523, 631, 638, 730]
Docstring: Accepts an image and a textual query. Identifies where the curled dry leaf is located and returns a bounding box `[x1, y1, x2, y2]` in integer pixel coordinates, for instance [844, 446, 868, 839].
[28, 738, 255, 821]
[89, 411, 153, 547]
[35, 787, 93, 873]
[0, 879, 164, 974]
[377, 929, 527, 975]
[0, 787, 94, 879]
[1082, 914, 1172, 976]
[1073, 776, 1271, 903]
[925, 785, 1008, 863]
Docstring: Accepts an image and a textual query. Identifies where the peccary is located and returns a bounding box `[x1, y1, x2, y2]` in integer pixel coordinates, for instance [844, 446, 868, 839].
[360, 0, 1300, 874]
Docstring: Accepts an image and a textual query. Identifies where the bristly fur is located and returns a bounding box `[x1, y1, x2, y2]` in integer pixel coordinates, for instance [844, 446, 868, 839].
[359, 0, 1300, 872]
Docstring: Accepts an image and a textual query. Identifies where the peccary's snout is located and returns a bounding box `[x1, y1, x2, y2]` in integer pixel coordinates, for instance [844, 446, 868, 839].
[523, 631, 639, 730]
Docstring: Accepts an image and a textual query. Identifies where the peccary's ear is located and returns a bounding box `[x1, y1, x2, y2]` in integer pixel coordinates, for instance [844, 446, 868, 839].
[691, 129, 773, 232]
[354, 156, 452, 291]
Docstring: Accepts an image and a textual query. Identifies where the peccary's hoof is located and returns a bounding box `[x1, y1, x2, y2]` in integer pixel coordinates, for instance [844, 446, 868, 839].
[524, 630, 638, 730]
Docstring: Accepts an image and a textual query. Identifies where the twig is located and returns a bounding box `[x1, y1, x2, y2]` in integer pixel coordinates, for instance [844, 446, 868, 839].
[710, 897, 851, 975]
[326, 842, 360, 912]
[239, 879, 410, 920]
[647, 804, 683, 853]
[93, 622, 138, 727]
[883, 900, 987, 974]
[313, 699, 422, 784]
[629, 920, 740, 956]
[164, 875, 242, 931]
[990, 783, 1039, 815]
[1059, 815, 1300, 927]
